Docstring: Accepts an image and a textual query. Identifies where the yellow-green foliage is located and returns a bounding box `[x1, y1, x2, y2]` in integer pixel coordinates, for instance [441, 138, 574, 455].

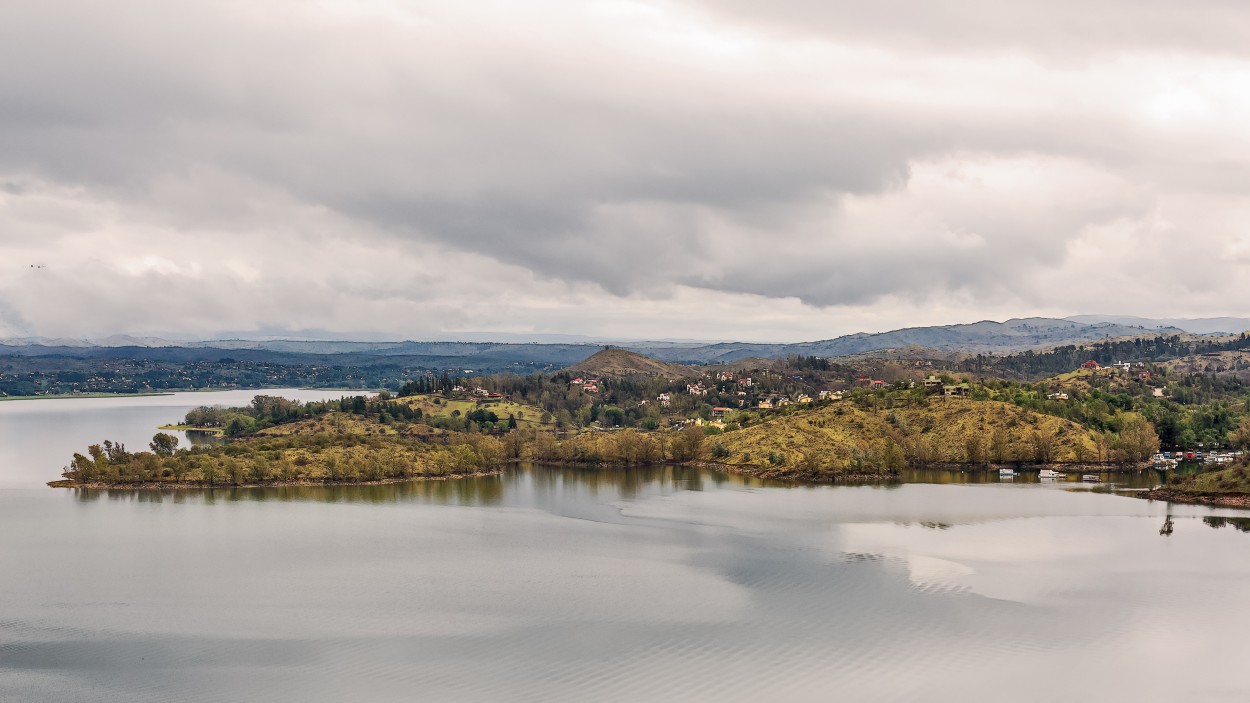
[714, 397, 1099, 474]
[394, 394, 548, 428]
[59, 413, 506, 486]
[1174, 463, 1250, 495]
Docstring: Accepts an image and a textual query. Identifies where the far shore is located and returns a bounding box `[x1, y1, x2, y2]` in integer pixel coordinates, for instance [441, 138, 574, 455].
[0, 392, 174, 402]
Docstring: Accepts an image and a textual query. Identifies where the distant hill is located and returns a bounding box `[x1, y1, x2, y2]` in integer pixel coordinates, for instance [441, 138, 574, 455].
[634, 317, 1184, 363]
[0, 316, 1192, 370]
[1065, 315, 1250, 335]
[567, 348, 695, 378]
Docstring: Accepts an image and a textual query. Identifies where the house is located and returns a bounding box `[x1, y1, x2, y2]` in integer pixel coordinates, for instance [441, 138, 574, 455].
[686, 383, 708, 396]
[923, 375, 943, 389]
[796, 394, 812, 404]
[570, 377, 584, 386]
[583, 384, 599, 394]
[1139, 371, 1152, 381]
[1112, 362, 1132, 373]
[758, 398, 774, 410]
[870, 379, 886, 389]
[711, 406, 730, 419]
[1047, 391, 1069, 400]
[943, 383, 971, 397]
[657, 392, 671, 408]
[737, 377, 754, 388]
[777, 397, 794, 407]
[717, 371, 735, 382]
[1081, 360, 1101, 370]
[818, 390, 844, 401]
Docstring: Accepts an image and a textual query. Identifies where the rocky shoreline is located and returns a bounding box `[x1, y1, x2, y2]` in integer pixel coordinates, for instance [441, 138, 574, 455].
[1137, 487, 1250, 510]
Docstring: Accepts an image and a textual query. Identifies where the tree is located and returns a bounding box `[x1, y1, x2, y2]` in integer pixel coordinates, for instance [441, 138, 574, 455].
[1113, 412, 1160, 465]
[149, 432, 179, 457]
[1228, 416, 1250, 450]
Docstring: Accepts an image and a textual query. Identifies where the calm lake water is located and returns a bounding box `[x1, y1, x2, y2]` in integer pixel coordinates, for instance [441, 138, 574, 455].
[2, 391, 1250, 702]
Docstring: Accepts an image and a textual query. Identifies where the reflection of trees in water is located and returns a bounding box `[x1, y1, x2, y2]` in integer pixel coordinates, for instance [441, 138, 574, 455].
[184, 430, 225, 448]
[1203, 516, 1250, 533]
[68, 464, 778, 507]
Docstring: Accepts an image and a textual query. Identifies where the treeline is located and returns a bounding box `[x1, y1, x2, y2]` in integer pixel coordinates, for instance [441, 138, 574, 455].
[962, 333, 1250, 378]
[59, 428, 508, 487]
[973, 375, 1248, 449]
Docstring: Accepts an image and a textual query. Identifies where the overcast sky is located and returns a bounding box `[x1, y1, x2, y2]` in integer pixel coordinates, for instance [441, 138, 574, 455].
[2, 0, 1249, 342]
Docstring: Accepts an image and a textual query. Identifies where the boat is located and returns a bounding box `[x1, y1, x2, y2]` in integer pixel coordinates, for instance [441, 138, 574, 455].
[999, 468, 1016, 476]
[1038, 469, 1062, 479]
[1081, 474, 1101, 483]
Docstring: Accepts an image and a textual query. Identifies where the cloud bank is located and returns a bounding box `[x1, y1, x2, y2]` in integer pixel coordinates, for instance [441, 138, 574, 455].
[2, 0, 1248, 341]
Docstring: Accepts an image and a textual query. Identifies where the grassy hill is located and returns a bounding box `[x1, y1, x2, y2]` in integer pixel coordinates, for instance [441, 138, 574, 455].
[712, 397, 1099, 480]
[568, 348, 695, 379]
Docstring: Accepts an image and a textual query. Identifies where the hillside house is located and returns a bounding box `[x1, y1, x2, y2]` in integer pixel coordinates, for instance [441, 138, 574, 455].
[687, 383, 708, 396]
[1047, 391, 1069, 401]
[737, 377, 754, 388]
[658, 392, 671, 408]
[758, 398, 774, 409]
[1139, 371, 1152, 381]
[796, 394, 812, 404]
[570, 377, 584, 386]
[943, 383, 971, 397]
[870, 379, 886, 389]
[711, 407, 730, 419]
[1081, 360, 1101, 370]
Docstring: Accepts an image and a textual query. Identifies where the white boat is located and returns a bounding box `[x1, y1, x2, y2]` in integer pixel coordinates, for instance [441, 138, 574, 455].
[1038, 469, 1062, 479]
[999, 468, 1016, 476]
[1081, 474, 1101, 483]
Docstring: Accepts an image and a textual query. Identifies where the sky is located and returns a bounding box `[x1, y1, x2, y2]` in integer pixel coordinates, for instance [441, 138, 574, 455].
[2, 0, 1249, 343]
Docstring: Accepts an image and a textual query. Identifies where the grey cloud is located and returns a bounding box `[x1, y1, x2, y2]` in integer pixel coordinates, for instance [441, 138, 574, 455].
[0, 0, 1248, 337]
[687, 0, 1250, 57]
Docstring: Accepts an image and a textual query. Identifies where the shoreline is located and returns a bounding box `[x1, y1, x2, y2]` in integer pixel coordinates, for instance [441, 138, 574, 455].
[47, 469, 503, 490]
[1137, 487, 1250, 510]
[0, 392, 175, 402]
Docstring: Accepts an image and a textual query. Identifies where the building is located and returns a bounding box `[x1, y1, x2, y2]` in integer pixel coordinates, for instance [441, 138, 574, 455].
[657, 392, 671, 408]
[757, 398, 774, 410]
[943, 383, 971, 397]
[711, 407, 730, 419]
[1081, 360, 1101, 370]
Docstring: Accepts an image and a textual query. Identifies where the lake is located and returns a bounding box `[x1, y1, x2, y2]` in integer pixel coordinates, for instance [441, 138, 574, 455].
[2, 391, 1249, 702]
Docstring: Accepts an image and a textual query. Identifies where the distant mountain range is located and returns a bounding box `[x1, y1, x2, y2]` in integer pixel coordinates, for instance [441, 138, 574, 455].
[2, 316, 1230, 369]
[1063, 315, 1250, 335]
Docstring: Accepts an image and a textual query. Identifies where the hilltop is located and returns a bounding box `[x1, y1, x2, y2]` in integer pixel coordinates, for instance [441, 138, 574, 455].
[711, 397, 1102, 481]
[568, 348, 695, 379]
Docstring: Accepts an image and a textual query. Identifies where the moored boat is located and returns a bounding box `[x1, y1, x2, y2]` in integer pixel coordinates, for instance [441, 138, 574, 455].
[1038, 469, 1062, 479]
[1081, 474, 1101, 483]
